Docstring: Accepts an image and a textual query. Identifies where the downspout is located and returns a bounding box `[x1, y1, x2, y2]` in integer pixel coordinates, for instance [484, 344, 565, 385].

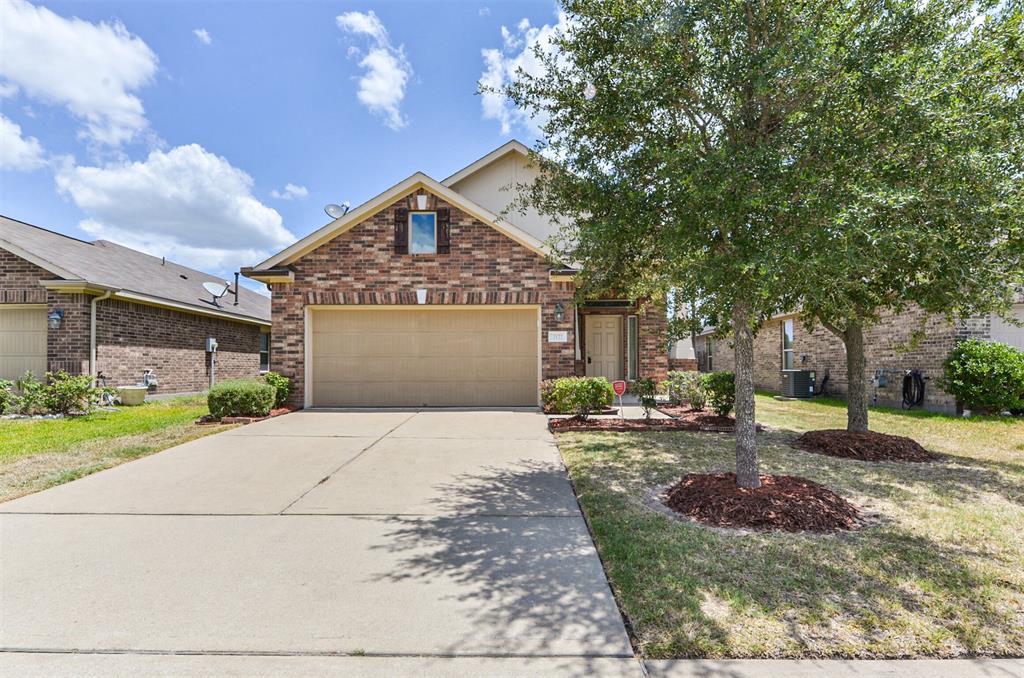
[90, 290, 114, 384]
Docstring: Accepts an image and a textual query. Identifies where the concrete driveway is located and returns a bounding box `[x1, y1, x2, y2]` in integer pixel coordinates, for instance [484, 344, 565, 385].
[0, 410, 640, 677]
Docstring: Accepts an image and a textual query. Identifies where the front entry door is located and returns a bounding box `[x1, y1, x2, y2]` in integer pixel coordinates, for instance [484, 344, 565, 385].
[585, 316, 622, 381]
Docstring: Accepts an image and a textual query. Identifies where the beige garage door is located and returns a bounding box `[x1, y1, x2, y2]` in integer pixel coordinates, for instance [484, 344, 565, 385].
[310, 307, 539, 407]
[0, 306, 47, 381]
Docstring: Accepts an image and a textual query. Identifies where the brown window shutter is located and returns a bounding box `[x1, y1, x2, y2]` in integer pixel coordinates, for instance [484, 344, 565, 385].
[437, 207, 451, 254]
[394, 208, 409, 254]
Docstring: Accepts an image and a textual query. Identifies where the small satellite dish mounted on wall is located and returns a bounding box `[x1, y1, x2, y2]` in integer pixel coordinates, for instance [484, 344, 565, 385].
[203, 281, 230, 307]
[324, 202, 350, 219]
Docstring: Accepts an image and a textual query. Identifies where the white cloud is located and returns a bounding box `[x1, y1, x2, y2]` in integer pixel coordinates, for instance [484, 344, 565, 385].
[0, 82, 19, 98]
[193, 28, 212, 45]
[336, 11, 412, 131]
[479, 7, 491, 17]
[0, 114, 46, 171]
[0, 0, 158, 147]
[55, 144, 295, 272]
[270, 183, 309, 201]
[480, 13, 572, 135]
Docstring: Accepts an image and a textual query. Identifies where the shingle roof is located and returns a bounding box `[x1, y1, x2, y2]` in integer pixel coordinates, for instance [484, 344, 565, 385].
[0, 215, 270, 323]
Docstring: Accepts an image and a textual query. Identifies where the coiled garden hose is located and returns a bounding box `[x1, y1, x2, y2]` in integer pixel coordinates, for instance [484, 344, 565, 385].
[902, 370, 926, 409]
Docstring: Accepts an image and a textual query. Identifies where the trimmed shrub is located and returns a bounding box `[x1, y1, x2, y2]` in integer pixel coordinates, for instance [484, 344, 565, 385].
[542, 377, 614, 420]
[208, 379, 276, 418]
[663, 370, 705, 409]
[263, 371, 291, 409]
[631, 377, 658, 419]
[940, 339, 1024, 414]
[702, 371, 736, 417]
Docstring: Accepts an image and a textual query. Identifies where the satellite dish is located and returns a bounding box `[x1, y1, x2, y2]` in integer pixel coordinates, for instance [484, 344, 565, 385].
[203, 281, 229, 305]
[325, 202, 350, 219]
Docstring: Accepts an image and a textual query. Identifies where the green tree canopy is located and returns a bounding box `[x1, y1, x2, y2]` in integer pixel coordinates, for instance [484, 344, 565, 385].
[497, 0, 1023, 483]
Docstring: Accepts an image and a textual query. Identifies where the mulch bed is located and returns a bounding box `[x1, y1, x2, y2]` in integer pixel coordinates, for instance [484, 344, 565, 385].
[663, 472, 860, 532]
[197, 406, 295, 426]
[549, 417, 726, 432]
[793, 429, 938, 462]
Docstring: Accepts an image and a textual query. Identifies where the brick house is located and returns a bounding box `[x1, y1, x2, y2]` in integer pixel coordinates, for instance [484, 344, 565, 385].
[1, 215, 270, 395]
[243, 141, 669, 408]
[694, 302, 1024, 413]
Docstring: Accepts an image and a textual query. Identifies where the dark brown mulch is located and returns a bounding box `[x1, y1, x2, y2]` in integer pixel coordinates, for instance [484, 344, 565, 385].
[543, 406, 618, 415]
[663, 472, 860, 532]
[196, 406, 296, 426]
[793, 429, 937, 462]
[549, 417, 718, 432]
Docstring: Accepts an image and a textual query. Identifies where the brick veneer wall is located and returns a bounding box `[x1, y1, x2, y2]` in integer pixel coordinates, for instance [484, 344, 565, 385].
[95, 299, 261, 394]
[268, 191, 582, 408]
[669, 358, 697, 372]
[699, 305, 983, 413]
[0, 248, 48, 304]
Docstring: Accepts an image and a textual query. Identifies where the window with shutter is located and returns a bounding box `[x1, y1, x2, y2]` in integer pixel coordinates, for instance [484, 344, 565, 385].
[437, 208, 451, 254]
[394, 208, 409, 254]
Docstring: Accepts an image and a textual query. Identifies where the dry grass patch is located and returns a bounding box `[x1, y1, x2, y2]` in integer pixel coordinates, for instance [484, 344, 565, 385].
[0, 396, 233, 502]
[556, 395, 1024, 659]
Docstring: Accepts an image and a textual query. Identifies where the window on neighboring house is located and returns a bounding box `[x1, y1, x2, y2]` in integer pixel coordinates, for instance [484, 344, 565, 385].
[782, 319, 794, 370]
[409, 212, 437, 254]
[705, 336, 714, 372]
[627, 315, 639, 380]
[259, 332, 270, 372]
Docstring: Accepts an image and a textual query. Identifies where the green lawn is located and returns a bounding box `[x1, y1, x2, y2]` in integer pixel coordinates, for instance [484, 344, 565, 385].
[556, 394, 1024, 659]
[0, 396, 229, 502]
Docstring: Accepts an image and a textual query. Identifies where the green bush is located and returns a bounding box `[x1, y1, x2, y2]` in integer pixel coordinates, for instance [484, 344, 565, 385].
[208, 379, 276, 418]
[631, 377, 658, 419]
[940, 339, 1024, 414]
[541, 377, 614, 420]
[702, 371, 736, 417]
[663, 370, 705, 409]
[43, 371, 100, 414]
[263, 371, 291, 409]
[0, 379, 14, 414]
[14, 372, 49, 415]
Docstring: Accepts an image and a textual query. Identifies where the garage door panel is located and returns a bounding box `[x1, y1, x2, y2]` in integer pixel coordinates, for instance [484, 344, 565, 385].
[309, 308, 538, 407]
[0, 307, 46, 381]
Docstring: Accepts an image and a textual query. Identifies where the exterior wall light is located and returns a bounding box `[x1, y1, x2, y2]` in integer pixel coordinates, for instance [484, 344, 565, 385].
[554, 302, 565, 322]
[47, 309, 64, 330]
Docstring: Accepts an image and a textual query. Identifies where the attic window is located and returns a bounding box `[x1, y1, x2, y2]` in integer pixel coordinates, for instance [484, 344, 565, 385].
[409, 212, 437, 254]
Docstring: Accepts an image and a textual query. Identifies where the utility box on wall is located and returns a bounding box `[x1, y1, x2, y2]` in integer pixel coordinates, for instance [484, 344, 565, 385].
[781, 369, 816, 398]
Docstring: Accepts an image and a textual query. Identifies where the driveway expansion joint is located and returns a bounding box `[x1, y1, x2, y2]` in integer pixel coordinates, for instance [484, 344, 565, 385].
[276, 411, 418, 514]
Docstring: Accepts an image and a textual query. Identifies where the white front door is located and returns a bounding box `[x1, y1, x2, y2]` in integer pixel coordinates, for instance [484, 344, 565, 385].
[585, 316, 622, 381]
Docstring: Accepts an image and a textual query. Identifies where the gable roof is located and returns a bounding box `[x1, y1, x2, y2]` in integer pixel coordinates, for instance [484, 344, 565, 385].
[441, 139, 532, 187]
[251, 170, 549, 270]
[0, 215, 270, 325]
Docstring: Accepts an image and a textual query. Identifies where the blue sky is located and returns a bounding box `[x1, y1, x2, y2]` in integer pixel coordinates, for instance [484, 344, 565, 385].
[0, 0, 566, 289]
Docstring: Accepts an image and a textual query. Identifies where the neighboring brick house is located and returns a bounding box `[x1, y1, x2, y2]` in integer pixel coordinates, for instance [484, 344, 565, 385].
[695, 302, 1024, 413]
[244, 141, 669, 408]
[0, 216, 271, 396]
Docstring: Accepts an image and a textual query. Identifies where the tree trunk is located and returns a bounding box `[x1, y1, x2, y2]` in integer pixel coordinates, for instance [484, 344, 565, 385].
[844, 319, 869, 432]
[732, 299, 761, 488]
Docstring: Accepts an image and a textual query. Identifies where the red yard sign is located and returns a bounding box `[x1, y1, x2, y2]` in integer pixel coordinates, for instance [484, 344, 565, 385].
[612, 380, 627, 396]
